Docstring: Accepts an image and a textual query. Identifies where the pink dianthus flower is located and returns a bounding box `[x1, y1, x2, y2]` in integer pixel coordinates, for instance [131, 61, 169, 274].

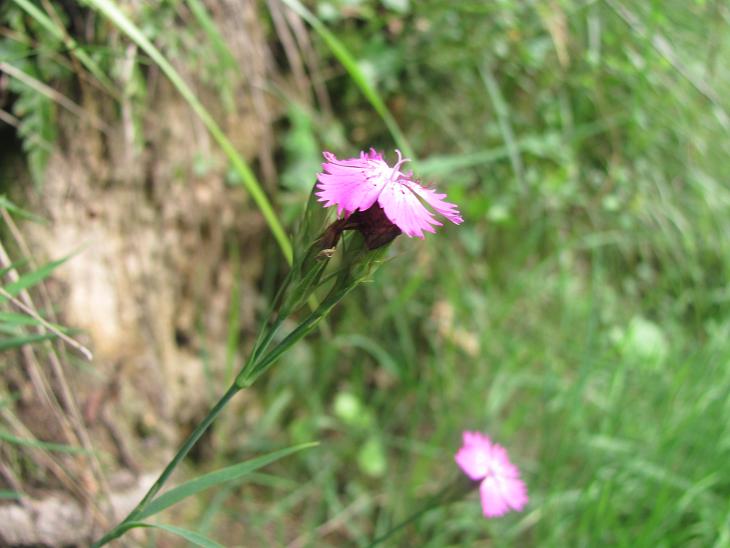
[316, 149, 463, 239]
[455, 431, 529, 518]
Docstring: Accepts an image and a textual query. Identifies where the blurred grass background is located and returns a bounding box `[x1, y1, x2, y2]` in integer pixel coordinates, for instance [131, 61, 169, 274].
[2, 0, 730, 546]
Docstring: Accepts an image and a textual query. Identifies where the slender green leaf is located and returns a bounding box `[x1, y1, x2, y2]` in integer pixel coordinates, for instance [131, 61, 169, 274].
[0, 311, 67, 330]
[136, 442, 318, 520]
[0, 429, 90, 454]
[0, 195, 46, 223]
[0, 490, 22, 500]
[92, 385, 242, 548]
[0, 312, 40, 326]
[0, 332, 57, 351]
[0, 254, 75, 304]
[0, 261, 28, 279]
[126, 522, 224, 548]
[0, 324, 22, 335]
[185, 0, 237, 71]
[334, 334, 400, 378]
[480, 64, 525, 192]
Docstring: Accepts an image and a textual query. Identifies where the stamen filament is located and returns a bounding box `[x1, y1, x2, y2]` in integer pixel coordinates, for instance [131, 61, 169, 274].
[390, 149, 411, 181]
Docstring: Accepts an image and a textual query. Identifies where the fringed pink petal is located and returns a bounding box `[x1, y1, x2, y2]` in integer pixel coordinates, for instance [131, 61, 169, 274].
[316, 152, 388, 215]
[405, 181, 464, 225]
[479, 476, 512, 518]
[377, 182, 441, 238]
[456, 431, 528, 519]
[480, 474, 529, 517]
[489, 443, 521, 478]
[462, 431, 492, 449]
[316, 150, 463, 238]
[455, 445, 490, 481]
[501, 475, 529, 511]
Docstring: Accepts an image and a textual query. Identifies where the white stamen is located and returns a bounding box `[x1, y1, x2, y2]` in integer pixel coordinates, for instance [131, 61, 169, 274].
[390, 149, 411, 181]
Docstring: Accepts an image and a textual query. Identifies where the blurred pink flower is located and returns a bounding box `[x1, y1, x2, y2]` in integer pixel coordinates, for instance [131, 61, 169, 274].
[316, 149, 463, 239]
[455, 431, 529, 518]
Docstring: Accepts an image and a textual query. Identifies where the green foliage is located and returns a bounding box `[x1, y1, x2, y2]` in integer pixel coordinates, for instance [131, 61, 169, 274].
[0, 195, 45, 223]
[280, 103, 321, 194]
[0, 332, 56, 352]
[0, 428, 89, 453]
[3, 0, 730, 545]
[258, 1, 730, 545]
[135, 0, 239, 112]
[0, 4, 62, 183]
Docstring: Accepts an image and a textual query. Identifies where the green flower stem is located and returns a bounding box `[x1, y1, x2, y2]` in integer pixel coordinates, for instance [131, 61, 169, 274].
[243, 257, 329, 375]
[94, 234, 383, 545]
[237, 310, 324, 389]
[238, 281, 356, 388]
[92, 383, 240, 547]
[367, 477, 470, 547]
[242, 313, 287, 381]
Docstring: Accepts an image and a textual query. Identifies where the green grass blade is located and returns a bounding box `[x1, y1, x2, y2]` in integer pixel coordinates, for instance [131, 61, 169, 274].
[0, 490, 22, 500]
[417, 119, 620, 176]
[480, 64, 525, 192]
[196, 485, 234, 534]
[11, 0, 118, 96]
[0, 429, 91, 454]
[0, 311, 66, 330]
[185, 0, 237, 72]
[0, 324, 23, 335]
[0, 195, 46, 223]
[280, 0, 413, 158]
[0, 332, 57, 351]
[136, 442, 318, 520]
[0, 253, 74, 304]
[85, 0, 292, 263]
[126, 522, 224, 548]
[0, 262, 30, 280]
